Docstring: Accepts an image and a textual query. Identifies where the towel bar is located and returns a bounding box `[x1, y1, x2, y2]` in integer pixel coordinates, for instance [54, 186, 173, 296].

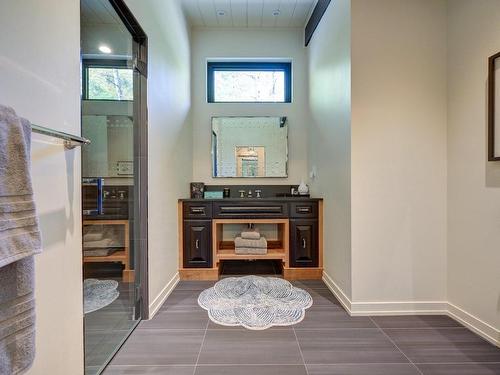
[31, 123, 91, 149]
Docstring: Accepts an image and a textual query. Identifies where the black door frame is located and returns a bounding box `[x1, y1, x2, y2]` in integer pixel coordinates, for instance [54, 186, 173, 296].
[107, 0, 149, 320]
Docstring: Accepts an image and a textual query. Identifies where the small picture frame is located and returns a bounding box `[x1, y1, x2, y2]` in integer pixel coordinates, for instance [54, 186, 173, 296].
[488, 52, 500, 161]
[190, 182, 205, 199]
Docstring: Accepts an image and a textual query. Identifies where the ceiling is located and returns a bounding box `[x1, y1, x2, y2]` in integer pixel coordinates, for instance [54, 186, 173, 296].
[182, 0, 318, 28]
[81, 0, 122, 25]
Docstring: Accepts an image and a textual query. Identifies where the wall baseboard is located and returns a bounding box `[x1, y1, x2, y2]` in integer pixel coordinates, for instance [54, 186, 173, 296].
[448, 302, 500, 348]
[148, 272, 180, 319]
[322, 271, 499, 347]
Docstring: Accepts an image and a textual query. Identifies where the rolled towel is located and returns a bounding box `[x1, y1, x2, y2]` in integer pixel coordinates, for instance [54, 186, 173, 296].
[235, 247, 267, 255]
[241, 230, 260, 240]
[234, 236, 267, 249]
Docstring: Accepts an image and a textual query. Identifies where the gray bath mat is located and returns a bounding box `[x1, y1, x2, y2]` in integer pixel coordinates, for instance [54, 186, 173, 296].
[84, 279, 119, 314]
[198, 275, 313, 330]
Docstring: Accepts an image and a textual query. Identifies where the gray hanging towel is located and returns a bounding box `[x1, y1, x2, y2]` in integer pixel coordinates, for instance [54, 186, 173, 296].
[0, 104, 41, 375]
[0, 105, 41, 267]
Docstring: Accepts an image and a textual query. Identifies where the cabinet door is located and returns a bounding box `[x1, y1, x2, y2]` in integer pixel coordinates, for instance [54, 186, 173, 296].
[290, 219, 318, 267]
[183, 221, 212, 268]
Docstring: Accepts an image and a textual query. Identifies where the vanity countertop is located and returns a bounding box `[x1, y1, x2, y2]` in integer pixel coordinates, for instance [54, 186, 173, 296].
[179, 197, 323, 202]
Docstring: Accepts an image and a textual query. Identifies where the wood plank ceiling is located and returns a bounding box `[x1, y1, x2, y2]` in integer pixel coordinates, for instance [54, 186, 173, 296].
[182, 0, 317, 28]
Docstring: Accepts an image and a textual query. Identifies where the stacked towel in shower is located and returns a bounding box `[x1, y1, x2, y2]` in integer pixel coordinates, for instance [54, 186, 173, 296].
[0, 105, 41, 375]
[234, 234, 267, 255]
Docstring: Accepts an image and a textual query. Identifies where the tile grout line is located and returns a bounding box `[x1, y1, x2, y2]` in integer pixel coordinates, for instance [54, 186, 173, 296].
[292, 326, 309, 375]
[193, 319, 210, 375]
[369, 317, 424, 375]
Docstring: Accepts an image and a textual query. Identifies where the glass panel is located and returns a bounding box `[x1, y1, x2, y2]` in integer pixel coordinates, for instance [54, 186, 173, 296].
[81, 1, 141, 374]
[88, 67, 133, 100]
[214, 70, 285, 102]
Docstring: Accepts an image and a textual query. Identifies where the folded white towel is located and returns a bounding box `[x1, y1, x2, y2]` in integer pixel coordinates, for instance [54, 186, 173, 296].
[234, 236, 267, 249]
[235, 247, 268, 255]
[83, 232, 103, 242]
[241, 230, 260, 240]
[83, 238, 114, 249]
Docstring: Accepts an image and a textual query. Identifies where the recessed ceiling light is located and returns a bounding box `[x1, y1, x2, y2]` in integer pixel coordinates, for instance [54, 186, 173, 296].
[217, 10, 226, 16]
[98, 45, 112, 54]
[272, 9, 281, 16]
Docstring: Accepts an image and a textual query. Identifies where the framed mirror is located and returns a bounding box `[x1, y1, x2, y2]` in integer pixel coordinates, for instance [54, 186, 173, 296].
[211, 116, 288, 177]
[488, 52, 500, 161]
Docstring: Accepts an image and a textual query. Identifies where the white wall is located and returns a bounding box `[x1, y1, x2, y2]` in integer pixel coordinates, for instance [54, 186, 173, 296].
[0, 1, 84, 374]
[447, 0, 500, 341]
[350, 0, 448, 305]
[191, 28, 309, 184]
[124, 0, 193, 314]
[307, 0, 352, 299]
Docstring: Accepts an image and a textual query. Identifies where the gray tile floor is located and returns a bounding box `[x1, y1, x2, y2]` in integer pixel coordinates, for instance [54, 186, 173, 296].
[103, 280, 500, 375]
[85, 281, 139, 375]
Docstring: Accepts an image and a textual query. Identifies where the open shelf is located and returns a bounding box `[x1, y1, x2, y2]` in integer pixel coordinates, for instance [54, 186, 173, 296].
[83, 249, 127, 263]
[217, 249, 286, 260]
[213, 218, 289, 265]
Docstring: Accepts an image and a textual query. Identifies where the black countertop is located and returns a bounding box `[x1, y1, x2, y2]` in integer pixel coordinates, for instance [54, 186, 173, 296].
[179, 197, 322, 202]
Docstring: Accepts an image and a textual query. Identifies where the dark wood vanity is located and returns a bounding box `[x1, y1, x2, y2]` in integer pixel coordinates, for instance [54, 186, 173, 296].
[178, 197, 323, 280]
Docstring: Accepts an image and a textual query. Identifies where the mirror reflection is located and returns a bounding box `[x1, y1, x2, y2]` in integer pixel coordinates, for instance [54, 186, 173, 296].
[212, 116, 288, 178]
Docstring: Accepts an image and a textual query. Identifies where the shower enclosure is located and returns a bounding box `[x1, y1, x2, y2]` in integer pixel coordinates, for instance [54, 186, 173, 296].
[80, 1, 147, 373]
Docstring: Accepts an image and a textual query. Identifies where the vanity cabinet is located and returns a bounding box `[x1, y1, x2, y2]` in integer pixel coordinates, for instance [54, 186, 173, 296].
[178, 198, 323, 280]
[290, 219, 319, 267]
[183, 220, 212, 268]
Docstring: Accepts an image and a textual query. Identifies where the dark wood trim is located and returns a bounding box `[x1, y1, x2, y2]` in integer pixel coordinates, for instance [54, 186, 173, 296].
[488, 52, 500, 161]
[305, 0, 331, 47]
[108, 0, 147, 44]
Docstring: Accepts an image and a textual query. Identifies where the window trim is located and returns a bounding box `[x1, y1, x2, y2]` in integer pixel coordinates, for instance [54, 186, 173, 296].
[207, 61, 292, 103]
[82, 59, 134, 101]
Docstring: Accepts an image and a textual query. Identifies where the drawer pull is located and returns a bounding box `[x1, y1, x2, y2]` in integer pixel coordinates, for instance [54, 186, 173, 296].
[297, 207, 312, 213]
[220, 206, 282, 213]
[190, 207, 206, 214]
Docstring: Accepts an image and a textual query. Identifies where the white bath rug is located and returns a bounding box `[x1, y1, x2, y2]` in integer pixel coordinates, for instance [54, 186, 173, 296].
[198, 275, 313, 330]
[84, 278, 119, 314]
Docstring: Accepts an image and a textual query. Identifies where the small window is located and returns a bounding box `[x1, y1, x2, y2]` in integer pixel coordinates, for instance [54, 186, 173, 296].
[207, 62, 292, 103]
[83, 61, 133, 101]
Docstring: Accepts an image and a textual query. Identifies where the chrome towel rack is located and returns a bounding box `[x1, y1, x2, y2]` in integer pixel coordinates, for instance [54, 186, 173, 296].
[31, 123, 90, 149]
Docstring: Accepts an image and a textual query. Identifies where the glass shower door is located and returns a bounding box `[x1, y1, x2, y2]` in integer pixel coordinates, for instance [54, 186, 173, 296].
[80, 0, 145, 373]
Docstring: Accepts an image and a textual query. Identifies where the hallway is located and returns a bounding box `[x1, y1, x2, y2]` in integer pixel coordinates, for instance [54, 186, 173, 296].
[103, 281, 500, 375]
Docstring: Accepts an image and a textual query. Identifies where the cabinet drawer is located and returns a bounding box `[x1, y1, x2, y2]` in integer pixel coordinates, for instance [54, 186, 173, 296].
[289, 202, 318, 219]
[213, 202, 288, 218]
[183, 202, 213, 219]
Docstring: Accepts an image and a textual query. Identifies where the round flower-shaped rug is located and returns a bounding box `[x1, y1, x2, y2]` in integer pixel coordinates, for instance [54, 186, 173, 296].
[84, 278, 120, 314]
[198, 275, 313, 330]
